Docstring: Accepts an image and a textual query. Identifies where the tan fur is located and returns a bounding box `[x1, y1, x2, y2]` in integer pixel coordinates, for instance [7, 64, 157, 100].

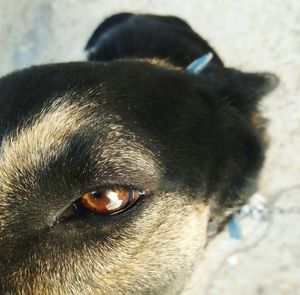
[0, 96, 210, 294]
[18, 194, 209, 295]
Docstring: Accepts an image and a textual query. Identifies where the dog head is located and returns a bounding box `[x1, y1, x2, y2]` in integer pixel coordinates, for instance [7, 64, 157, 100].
[0, 12, 278, 293]
[0, 58, 277, 294]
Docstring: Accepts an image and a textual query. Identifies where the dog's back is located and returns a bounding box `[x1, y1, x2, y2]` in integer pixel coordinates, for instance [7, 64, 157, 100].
[85, 13, 223, 68]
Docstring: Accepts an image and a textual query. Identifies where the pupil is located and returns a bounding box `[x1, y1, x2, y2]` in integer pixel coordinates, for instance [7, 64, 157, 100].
[92, 191, 102, 199]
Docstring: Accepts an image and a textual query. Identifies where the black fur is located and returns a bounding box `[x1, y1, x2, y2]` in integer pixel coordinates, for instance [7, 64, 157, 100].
[85, 13, 224, 67]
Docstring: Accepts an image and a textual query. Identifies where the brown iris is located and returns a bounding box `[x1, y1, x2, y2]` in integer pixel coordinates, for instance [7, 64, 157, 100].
[79, 188, 144, 214]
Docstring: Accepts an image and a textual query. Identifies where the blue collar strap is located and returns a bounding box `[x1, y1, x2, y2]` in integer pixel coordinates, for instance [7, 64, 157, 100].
[186, 52, 213, 74]
[228, 215, 242, 240]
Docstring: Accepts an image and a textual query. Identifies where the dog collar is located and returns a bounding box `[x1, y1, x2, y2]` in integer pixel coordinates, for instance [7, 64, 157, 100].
[186, 52, 213, 74]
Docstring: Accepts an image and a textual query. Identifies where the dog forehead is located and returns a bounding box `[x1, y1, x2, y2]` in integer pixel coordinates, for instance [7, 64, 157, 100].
[0, 96, 161, 198]
[0, 60, 223, 193]
[0, 60, 194, 132]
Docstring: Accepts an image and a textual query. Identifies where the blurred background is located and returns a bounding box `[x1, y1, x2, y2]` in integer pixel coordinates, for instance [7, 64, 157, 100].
[0, 0, 299, 294]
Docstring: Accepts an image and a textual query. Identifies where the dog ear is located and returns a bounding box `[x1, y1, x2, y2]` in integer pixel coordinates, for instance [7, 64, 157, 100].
[203, 67, 279, 114]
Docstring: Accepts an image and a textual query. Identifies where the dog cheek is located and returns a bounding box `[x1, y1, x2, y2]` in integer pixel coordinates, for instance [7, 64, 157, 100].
[24, 194, 209, 295]
[97, 194, 210, 294]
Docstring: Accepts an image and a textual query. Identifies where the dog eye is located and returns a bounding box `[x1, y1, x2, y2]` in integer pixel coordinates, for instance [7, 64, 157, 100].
[77, 188, 144, 215]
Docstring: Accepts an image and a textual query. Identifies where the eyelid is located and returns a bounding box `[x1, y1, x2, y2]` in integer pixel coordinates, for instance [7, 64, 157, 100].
[86, 182, 147, 195]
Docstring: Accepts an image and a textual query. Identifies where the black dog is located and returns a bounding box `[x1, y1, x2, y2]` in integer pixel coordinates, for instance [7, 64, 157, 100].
[0, 13, 277, 294]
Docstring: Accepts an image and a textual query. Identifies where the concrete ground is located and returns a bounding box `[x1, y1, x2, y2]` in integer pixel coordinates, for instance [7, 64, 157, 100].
[1, 0, 299, 294]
